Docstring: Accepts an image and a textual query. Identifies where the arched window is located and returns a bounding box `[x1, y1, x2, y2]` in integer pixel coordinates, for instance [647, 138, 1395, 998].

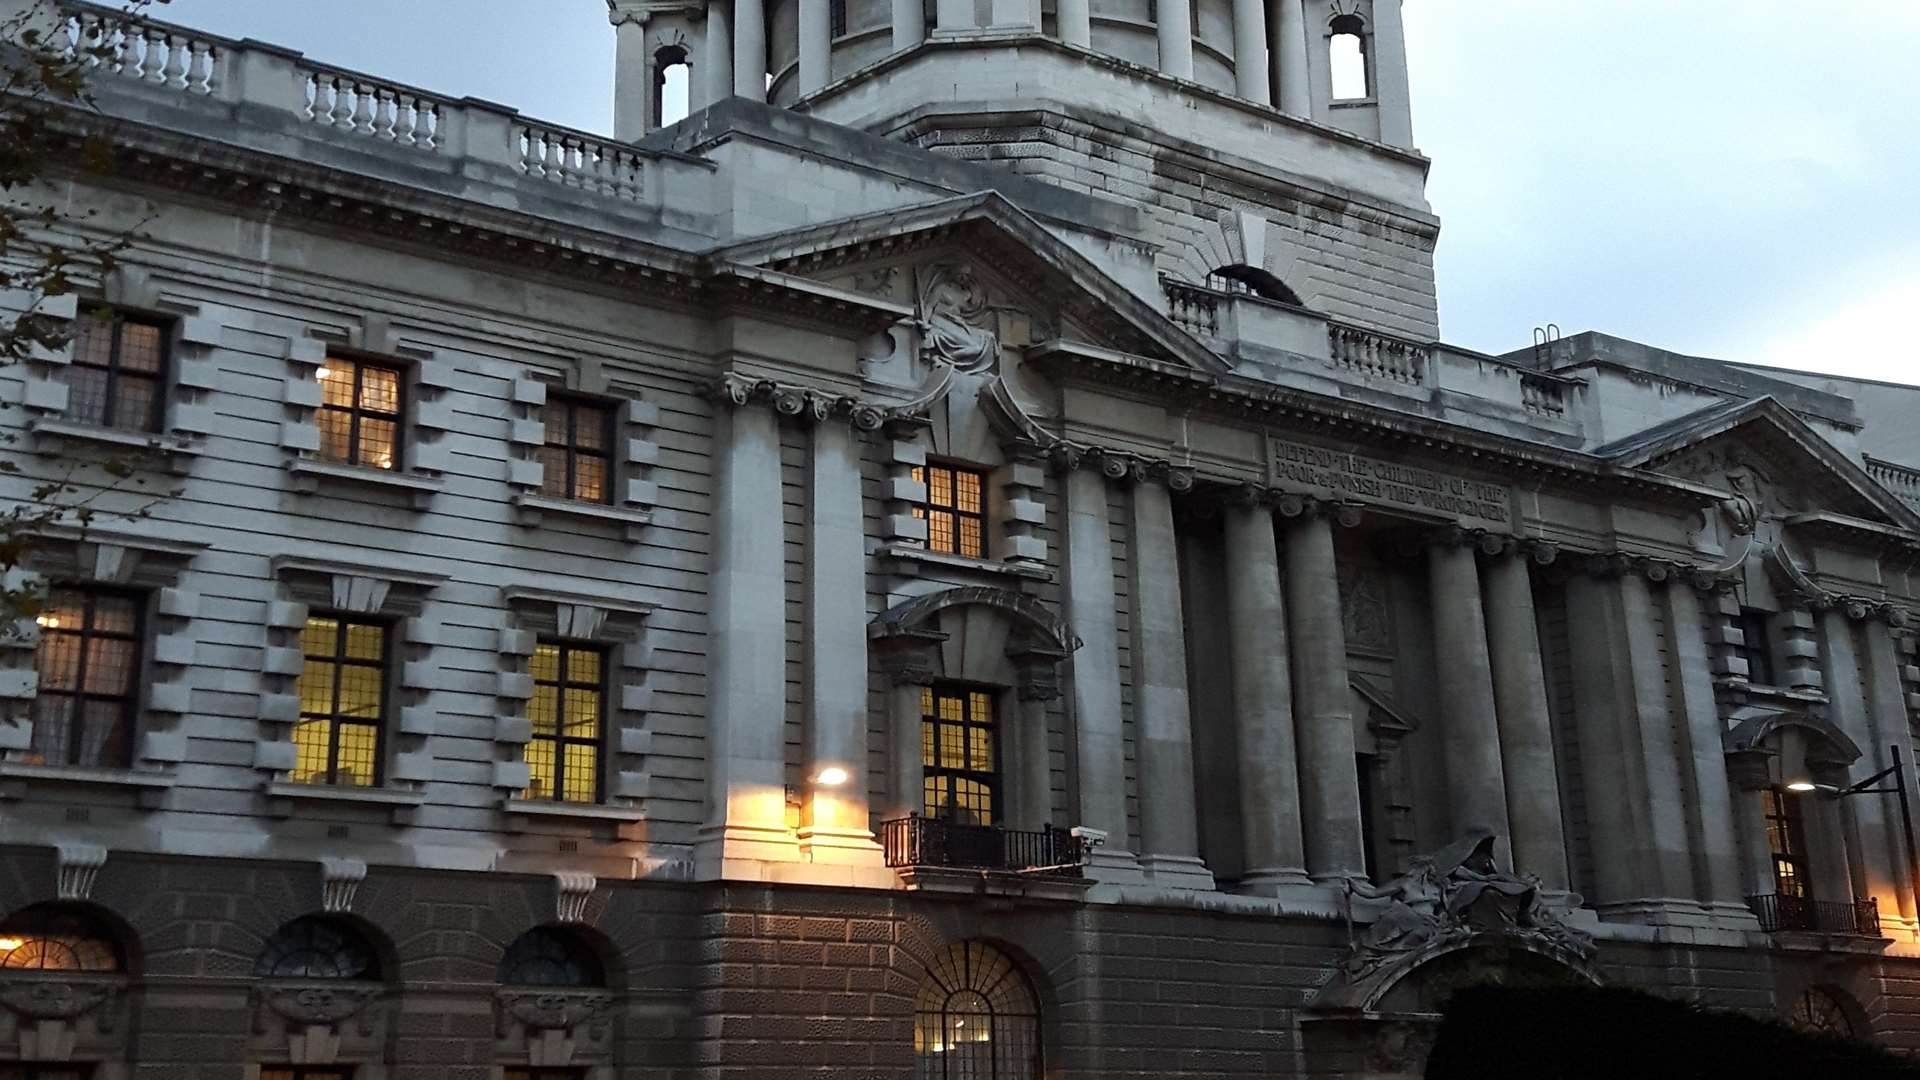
[654, 45, 691, 128]
[253, 915, 380, 980]
[0, 904, 124, 972]
[1790, 986, 1857, 1038]
[1330, 13, 1368, 100]
[914, 942, 1041, 1079]
[498, 925, 606, 988]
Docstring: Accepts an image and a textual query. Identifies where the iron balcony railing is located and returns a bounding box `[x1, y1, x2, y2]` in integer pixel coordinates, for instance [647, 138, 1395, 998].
[1746, 892, 1881, 937]
[881, 815, 1087, 875]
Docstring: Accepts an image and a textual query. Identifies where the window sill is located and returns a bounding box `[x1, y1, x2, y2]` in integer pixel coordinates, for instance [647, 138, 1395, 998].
[1714, 680, 1829, 706]
[502, 797, 646, 828]
[512, 493, 653, 539]
[878, 543, 1052, 583]
[288, 458, 443, 507]
[0, 761, 174, 805]
[264, 780, 426, 824]
[26, 417, 200, 468]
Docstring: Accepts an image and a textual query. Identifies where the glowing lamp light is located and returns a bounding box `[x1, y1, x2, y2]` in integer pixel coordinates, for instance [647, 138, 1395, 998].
[316, 367, 334, 380]
[0, 937, 23, 951]
[34, 615, 58, 629]
[812, 766, 850, 787]
[1786, 781, 1819, 793]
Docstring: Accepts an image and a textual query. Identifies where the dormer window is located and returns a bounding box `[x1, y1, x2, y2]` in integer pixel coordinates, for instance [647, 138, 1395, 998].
[315, 356, 403, 470]
[913, 463, 988, 559]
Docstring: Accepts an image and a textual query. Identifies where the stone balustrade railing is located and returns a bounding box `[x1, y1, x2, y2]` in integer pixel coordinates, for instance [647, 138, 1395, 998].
[1520, 371, 1576, 418]
[1329, 324, 1427, 386]
[1162, 278, 1222, 338]
[516, 122, 649, 203]
[1866, 455, 1920, 511]
[299, 62, 444, 151]
[62, 2, 225, 96]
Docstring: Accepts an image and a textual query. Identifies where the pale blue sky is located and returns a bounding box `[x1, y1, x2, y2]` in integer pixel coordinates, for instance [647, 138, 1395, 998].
[156, 0, 1920, 383]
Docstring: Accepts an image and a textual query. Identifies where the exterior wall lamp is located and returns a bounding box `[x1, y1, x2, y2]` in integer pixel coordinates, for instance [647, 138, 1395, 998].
[1792, 744, 1920, 924]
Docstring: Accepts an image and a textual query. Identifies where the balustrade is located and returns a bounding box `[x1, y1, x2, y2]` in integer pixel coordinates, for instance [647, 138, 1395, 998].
[63, 3, 222, 96]
[301, 66, 443, 151]
[1162, 278, 1222, 338]
[1866, 455, 1920, 511]
[1329, 324, 1427, 385]
[517, 125, 648, 203]
[1520, 372, 1571, 417]
[881, 816, 1086, 875]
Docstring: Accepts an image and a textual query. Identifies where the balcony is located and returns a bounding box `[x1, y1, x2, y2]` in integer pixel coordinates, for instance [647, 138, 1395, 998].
[1746, 893, 1881, 937]
[881, 816, 1087, 876]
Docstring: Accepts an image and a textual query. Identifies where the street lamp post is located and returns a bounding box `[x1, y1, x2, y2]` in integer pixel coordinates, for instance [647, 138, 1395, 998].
[1790, 743, 1920, 929]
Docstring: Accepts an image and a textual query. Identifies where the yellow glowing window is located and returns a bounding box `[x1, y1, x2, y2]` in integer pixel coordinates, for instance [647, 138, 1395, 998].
[911, 463, 987, 559]
[537, 394, 614, 504]
[315, 355, 403, 470]
[524, 641, 604, 804]
[67, 309, 167, 433]
[292, 615, 387, 787]
[921, 685, 997, 825]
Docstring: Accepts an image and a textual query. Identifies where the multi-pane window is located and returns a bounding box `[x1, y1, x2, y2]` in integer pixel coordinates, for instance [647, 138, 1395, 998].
[316, 356, 403, 470]
[1765, 787, 1810, 899]
[1735, 608, 1777, 685]
[30, 587, 142, 769]
[537, 395, 613, 503]
[829, 0, 847, 37]
[66, 310, 166, 432]
[921, 685, 997, 825]
[912, 464, 987, 559]
[524, 641, 604, 804]
[293, 616, 387, 787]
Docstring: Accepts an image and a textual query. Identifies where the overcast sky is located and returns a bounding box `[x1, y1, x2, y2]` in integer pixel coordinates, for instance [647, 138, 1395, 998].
[157, 0, 1920, 384]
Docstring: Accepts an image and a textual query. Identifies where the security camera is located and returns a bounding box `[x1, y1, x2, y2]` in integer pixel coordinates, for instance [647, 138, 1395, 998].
[1070, 826, 1108, 848]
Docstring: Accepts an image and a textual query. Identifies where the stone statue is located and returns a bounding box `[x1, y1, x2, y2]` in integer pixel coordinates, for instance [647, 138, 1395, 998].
[916, 263, 1000, 374]
[1344, 856, 1461, 975]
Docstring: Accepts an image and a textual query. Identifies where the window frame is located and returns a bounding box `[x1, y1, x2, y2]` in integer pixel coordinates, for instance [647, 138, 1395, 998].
[292, 613, 391, 788]
[65, 308, 169, 433]
[912, 461, 990, 560]
[29, 584, 145, 770]
[315, 353, 406, 471]
[921, 682, 1000, 826]
[1765, 786, 1811, 900]
[536, 392, 616, 505]
[1735, 608, 1778, 686]
[523, 639, 608, 804]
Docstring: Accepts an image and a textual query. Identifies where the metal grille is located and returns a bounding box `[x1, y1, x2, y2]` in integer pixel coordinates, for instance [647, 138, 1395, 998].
[497, 926, 606, 988]
[30, 586, 141, 768]
[912, 464, 987, 558]
[883, 817, 1085, 875]
[1789, 987, 1856, 1038]
[316, 355, 403, 469]
[922, 685, 996, 824]
[66, 310, 166, 432]
[0, 904, 124, 972]
[1746, 892, 1880, 936]
[915, 942, 1042, 1079]
[253, 915, 379, 980]
[537, 394, 613, 503]
[524, 641, 604, 803]
[293, 615, 388, 787]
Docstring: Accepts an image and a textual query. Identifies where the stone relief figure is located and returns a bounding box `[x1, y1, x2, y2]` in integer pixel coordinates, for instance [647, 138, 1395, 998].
[1719, 461, 1764, 537]
[1344, 857, 1459, 975]
[916, 263, 1001, 374]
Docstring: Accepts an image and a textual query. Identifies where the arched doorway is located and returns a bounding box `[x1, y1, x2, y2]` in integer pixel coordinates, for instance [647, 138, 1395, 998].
[913, 941, 1042, 1079]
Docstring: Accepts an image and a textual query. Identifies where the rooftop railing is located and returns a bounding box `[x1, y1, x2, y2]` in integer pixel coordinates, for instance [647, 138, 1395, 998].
[1746, 892, 1880, 937]
[1866, 455, 1920, 511]
[881, 815, 1086, 875]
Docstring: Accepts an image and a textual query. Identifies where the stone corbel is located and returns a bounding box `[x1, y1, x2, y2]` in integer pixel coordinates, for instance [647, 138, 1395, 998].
[554, 871, 598, 924]
[707, 374, 899, 433]
[55, 843, 106, 900]
[320, 856, 367, 913]
[1007, 641, 1070, 703]
[0, 978, 121, 1062]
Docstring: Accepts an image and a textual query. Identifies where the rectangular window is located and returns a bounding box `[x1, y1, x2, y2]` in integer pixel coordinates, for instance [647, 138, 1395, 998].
[67, 309, 167, 432]
[911, 463, 987, 559]
[259, 1070, 354, 1080]
[524, 640, 605, 804]
[829, 0, 847, 37]
[537, 395, 614, 503]
[1356, 751, 1379, 883]
[505, 1070, 587, 1080]
[1765, 787, 1810, 899]
[315, 356, 403, 470]
[292, 615, 387, 787]
[30, 587, 142, 769]
[921, 684, 997, 825]
[1736, 608, 1777, 686]
[0, 1067, 95, 1080]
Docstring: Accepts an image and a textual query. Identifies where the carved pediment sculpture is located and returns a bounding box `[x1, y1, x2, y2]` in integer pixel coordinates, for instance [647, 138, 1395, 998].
[916, 263, 1001, 375]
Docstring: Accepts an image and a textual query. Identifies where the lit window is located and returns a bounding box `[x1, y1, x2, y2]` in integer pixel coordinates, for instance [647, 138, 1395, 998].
[1330, 14, 1369, 100]
[315, 356, 403, 470]
[921, 685, 997, 826]
[30, 586, 142, 769]
[0, 904, 124, 973]
[498, 926, 606, 987]
[912, 464, 988, 559]
[253, 914, 380, 980]
[524, 641, 604, 804]
[914, 942, 1042, 1077]
[537, 395, 613, 503]
[1765, 787, 1810, 899]
[292, 615, 387, 787]
[66, 310, 167, 432]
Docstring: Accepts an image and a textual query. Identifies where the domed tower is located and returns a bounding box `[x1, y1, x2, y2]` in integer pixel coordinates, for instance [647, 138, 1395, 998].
[610, 0, 1436, 341]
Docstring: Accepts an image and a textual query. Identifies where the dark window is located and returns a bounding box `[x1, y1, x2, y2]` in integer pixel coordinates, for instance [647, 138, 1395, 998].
[830, 0, 847, 37]
[66, 310, 166, 432]
[1790, 987, 1856, 1038]
[912, 464, 987, 559]
[316, 356, 403, 470]
[497, 926, 606, 988]
[1765, 787, 1811, 900]
[922, 685, 997, 826]
[1735, 608, 1777, 685]
[653, 45, 691, 127]
[524, 641, 604, 804]
[254, 915, 380, 980]
[537, 395, 614, 503]
[0, 904, 124, 972]
[259, 1068, 354, 1080]
[1330, 14, 1369, 100]
[0, 1067, 94, 1080]
[293, 615, 387, 788]
[505, 1071, 586, 1080]
[1356, 752, 1379, 883]
[914, 942, 1042, 1079]
[30, 587, 141, 769]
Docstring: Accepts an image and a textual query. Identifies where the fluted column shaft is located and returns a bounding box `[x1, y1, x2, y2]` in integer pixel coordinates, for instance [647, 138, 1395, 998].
[1481, 550, 1569, 891]
[702, 0, 733, 109]
[891, 0, 926, 50]
[1156, 0, 1193, 78]
[1230, 0, 1271, 105]
[798, 0, 831, 95]
[1428, 540, 1511, 861]
[1224, 497, 1309, 890]
[1058, 0, 1091, 47]
[1272, 0, 1311, 115]
[733, 0, 765, 100]
[1284, 510, 1365, 881]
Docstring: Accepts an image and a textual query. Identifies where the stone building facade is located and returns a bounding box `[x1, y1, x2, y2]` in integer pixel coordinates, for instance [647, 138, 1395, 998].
[2, 1, 1920, 1077]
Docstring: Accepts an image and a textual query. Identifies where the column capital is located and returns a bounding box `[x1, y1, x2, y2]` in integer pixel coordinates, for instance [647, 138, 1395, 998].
[872, 630, 947, 687]
[704, 374, 892, 431]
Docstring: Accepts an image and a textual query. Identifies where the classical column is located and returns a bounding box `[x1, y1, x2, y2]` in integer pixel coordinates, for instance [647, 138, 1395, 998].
[1271, 0, 1311, 116]
[799, 417, 876, 860]
[877, 636, 942, 825]
[1061, 457, 1141, 879]
[936, 0, 976, 31]
[1128, 472, 1214, 889]
[1223, 491, 1310, 891]
[609, 5, 651, 141]
[1863, 616, 1920, 924]
[733, 0, 765, 101]
[892, 0, 927, 51]
[1726, 750, 1777, 901]
[1369, 0, 1416, 148]
[1156, 0, 1193, 78]
[1823, 608, 1903, 920]
[1427, 535, 1512, 862]
[699, 380, 794, 873]
[702, 0, 733, 110]
[991, 0, 1040, 30]
[1283, 503, 1365, 882]
[1661, 575, 1749, 920]
[1230, 0, 1271, 106]
[1057, 0, 1091, 47]
[798, 0, 831, 95]
[1008, 651, 1064, 833]
[1480, 545, 1570, 892]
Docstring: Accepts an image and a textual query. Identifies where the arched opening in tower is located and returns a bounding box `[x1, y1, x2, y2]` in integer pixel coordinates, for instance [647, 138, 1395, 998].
[1330, 13, 1369, 100]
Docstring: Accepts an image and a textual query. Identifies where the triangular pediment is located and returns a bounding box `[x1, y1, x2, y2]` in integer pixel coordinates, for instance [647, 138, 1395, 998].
[710, 192, 1225, 373]
[1599, 396, 1920, 532]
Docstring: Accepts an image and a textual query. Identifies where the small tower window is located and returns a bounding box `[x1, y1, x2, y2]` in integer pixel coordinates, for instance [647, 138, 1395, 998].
[654, 45, 690, 128]
[1330, 14, 1368, 100]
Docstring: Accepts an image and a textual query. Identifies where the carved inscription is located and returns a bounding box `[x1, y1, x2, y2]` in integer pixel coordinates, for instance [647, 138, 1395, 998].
[1270, 440, 1511, 526]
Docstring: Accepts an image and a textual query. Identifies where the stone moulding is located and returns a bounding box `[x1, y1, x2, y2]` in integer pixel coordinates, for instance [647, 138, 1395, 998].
[496, 989, 614, 1033]
[255, 983, 382, 1028]
[0, 977, 120, 1023]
